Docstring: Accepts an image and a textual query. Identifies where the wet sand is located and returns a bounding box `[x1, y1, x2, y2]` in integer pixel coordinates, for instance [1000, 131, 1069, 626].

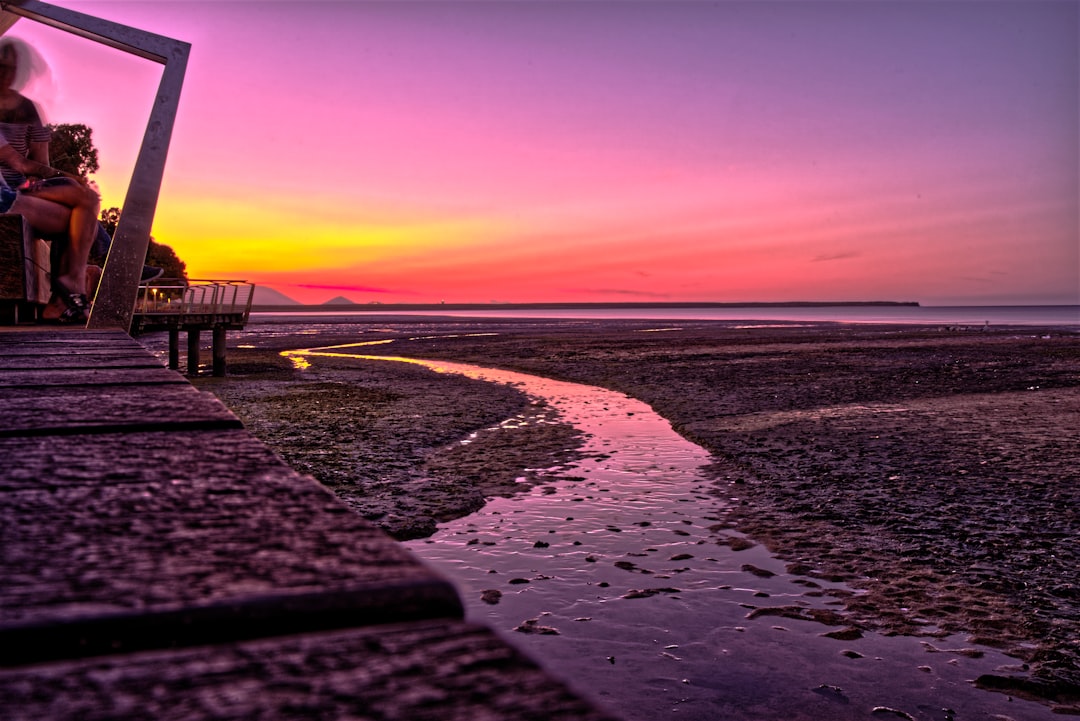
[174, 318, 1079, 715]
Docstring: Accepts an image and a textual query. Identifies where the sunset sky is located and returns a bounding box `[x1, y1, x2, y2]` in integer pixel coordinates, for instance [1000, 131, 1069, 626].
[6, 0, 1078, 306]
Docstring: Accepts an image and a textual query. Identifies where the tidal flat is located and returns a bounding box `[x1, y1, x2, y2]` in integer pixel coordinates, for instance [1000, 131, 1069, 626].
[177, 319, 1079, 718]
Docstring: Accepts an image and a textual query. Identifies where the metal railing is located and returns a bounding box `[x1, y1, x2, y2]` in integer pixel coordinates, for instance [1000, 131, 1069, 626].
[134, 279, 254, 316]
[132, 279, 255, 329]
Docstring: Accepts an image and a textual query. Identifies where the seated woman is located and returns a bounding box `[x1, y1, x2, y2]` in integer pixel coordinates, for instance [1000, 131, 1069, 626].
[0, 175, 98, 323]
[0, 37, 100, 323]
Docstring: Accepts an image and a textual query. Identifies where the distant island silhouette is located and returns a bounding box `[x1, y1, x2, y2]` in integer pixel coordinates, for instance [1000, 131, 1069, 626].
[322, 295, 359, 306]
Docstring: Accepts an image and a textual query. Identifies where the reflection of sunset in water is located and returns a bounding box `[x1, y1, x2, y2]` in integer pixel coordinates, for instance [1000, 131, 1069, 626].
[282, 339, 395, 371]
[282, 335, 499, 371]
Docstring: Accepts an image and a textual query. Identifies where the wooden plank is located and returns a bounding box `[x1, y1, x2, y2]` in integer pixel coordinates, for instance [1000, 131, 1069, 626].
[0, 355, 164, 370]
[0, 346, 155, 359]
[0, 466, 462, 664]
[0, 338, 149, 354]
[0, 621, 619, 721]
[0, 366, 186, 386]
[0, 384, 241, 436]
[0, 329, 140, 346]
[0, 429, 290, 492]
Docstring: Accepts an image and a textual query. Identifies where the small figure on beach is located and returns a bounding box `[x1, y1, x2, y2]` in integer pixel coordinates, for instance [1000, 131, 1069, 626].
[0, 37, 99, 323]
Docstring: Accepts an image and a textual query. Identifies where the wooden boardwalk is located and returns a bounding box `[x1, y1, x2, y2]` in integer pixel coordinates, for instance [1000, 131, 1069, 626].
[0, 328, 616, 720]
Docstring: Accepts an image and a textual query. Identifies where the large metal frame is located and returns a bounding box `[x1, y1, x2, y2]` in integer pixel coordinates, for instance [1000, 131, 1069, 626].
[0, 0, 189, 330]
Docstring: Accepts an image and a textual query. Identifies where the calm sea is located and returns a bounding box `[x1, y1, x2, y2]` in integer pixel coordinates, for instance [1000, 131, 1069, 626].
[253, 305, 1078, 328]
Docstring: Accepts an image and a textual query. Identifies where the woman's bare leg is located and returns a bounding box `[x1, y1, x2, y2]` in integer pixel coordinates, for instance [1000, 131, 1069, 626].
[18, 182, 100, 297]
[8, 194, 93, 324]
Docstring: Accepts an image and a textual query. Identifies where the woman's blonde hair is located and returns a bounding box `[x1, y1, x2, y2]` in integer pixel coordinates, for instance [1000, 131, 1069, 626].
[0, 36, 48, 92]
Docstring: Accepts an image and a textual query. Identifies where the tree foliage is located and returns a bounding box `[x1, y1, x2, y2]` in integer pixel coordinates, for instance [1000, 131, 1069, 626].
[100, 206, 189, 283]
[99, 206, 121, 236]
[147, 240, 188, 282]
[47, 123, 100, 178]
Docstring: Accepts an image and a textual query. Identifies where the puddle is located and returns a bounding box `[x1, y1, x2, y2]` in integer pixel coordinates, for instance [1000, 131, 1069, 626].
[282, 343, 1057, 721]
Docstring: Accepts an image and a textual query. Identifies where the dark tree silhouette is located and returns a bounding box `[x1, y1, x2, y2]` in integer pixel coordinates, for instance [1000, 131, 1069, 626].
[146, 241, 188, 282]
[99, 206, 120, 235]
[47, 123, 99, 178]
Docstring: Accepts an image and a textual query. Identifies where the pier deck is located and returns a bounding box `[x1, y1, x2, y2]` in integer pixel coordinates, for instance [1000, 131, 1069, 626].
[0, 328, 614, 720]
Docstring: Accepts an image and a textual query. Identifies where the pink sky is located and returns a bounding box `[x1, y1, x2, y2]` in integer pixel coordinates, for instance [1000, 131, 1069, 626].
[7, 0, 1078, 306]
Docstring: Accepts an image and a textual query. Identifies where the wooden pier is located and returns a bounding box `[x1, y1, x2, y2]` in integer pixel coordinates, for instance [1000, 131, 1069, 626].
[131, 280, 257, 377]
[0, 328, 616, 720]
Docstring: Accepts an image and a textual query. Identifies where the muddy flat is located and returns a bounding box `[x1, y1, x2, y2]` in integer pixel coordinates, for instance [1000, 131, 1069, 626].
[165, 318, 1078, 717]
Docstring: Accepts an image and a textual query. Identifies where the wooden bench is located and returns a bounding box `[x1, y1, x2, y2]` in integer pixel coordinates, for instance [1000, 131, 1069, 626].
[0, 214, 50, 324]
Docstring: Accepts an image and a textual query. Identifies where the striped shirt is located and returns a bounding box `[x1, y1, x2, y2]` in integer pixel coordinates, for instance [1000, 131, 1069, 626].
[0, 95, 52, 188]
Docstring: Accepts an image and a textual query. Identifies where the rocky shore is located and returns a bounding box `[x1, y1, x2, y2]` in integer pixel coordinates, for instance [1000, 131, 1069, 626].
[187, 318, 1079, 710]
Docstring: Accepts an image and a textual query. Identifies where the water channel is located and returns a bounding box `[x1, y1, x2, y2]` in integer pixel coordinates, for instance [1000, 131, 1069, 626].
[284, 342, 1054, 721]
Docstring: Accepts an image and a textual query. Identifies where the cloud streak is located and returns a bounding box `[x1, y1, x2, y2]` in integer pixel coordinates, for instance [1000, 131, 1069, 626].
[812, 251, 861, 263]
[293, 283, 402, 295]
[563, 288, 673, 299]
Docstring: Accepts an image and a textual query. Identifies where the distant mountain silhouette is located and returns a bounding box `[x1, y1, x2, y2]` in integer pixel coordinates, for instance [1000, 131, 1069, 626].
[323, 295, 358, 305]
[251, 286, 300, 305]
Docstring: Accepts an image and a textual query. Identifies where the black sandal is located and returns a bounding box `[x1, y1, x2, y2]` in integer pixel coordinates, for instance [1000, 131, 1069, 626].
[54, 287, 90, 324]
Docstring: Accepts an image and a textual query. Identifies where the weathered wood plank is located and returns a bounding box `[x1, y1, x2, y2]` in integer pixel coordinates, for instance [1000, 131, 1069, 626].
[0, 329, 135, 346]
[0, 621, 619, 721]
[0, 470, 462, 664]
[0, 343, 154, 357]
[0, 384, 241, 436]
[0, 342, 126, 353]
[0, 429, 285, 492]
[0, 366, 186, 386]
[0, 351, 158, 365]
